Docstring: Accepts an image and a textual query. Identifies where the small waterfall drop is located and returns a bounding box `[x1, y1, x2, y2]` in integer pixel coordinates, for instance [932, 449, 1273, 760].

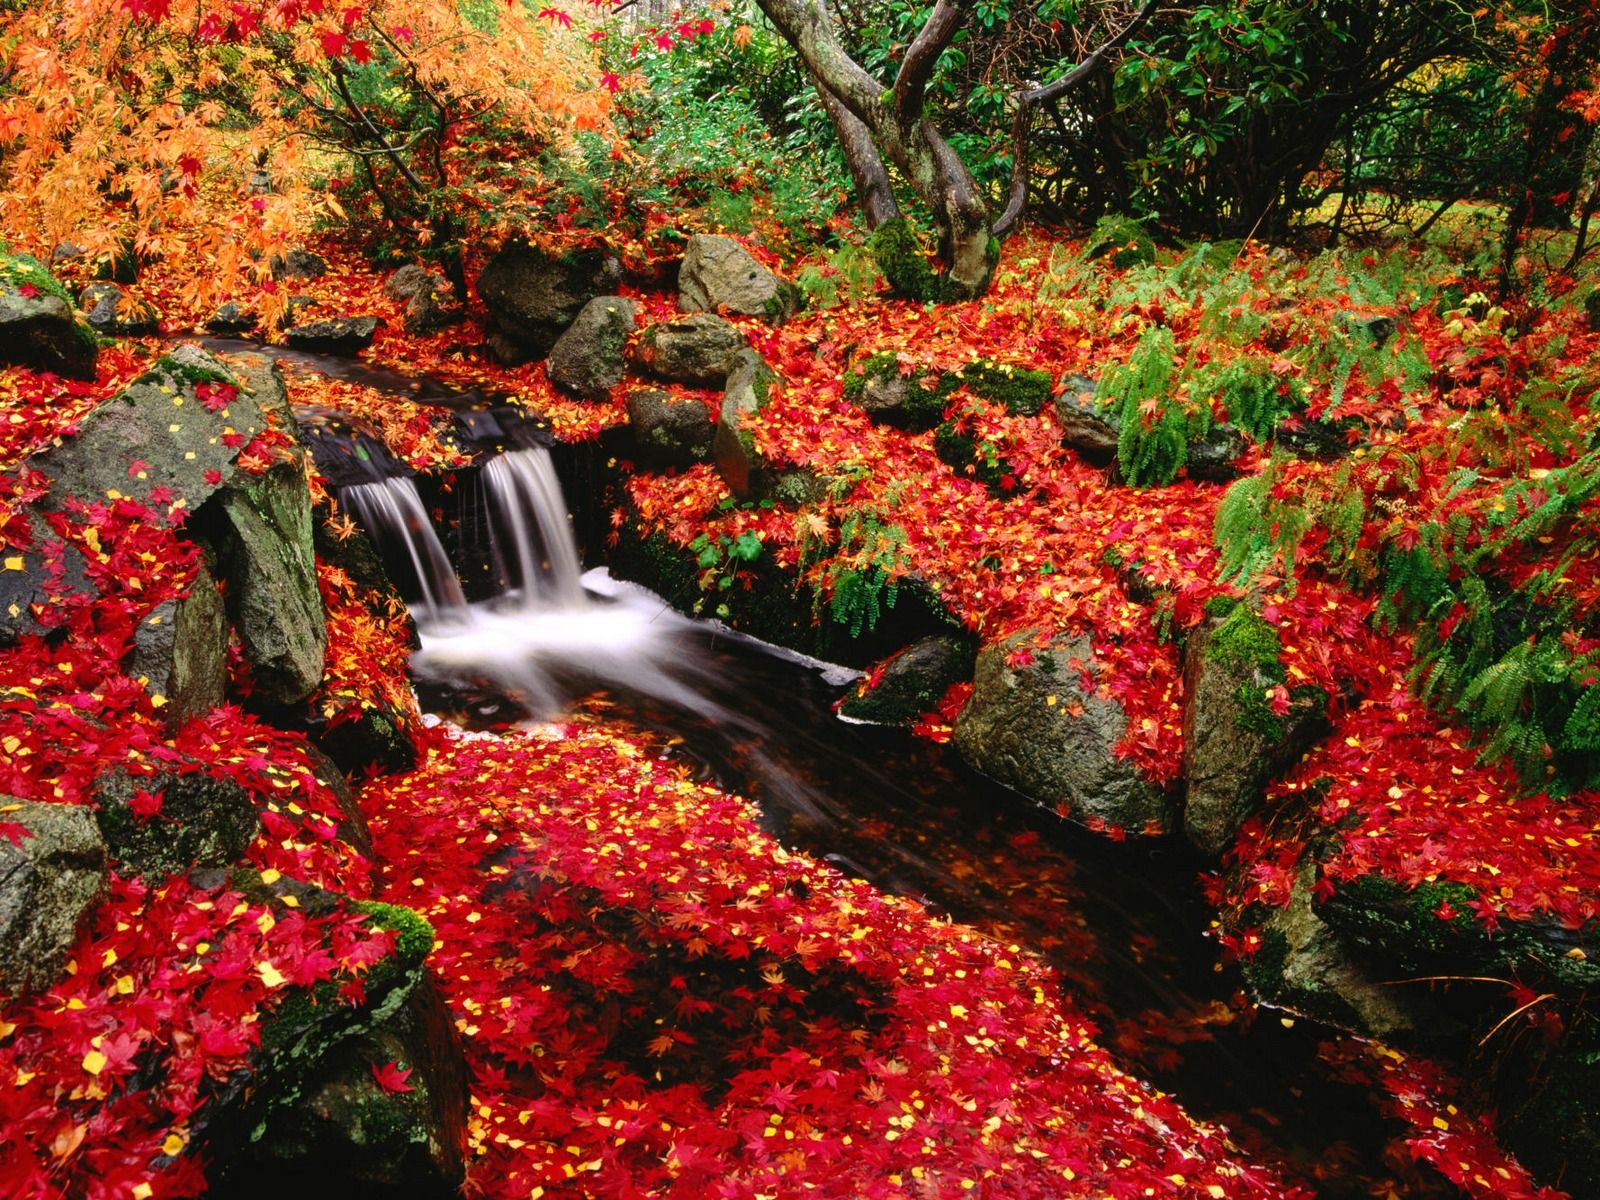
[341, 476, 469, 626]
[482, 448, 585, 610]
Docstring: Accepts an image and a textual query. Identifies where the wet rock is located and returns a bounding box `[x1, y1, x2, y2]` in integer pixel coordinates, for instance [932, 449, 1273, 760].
[125, 557, 227, 728]
[0, 800, 108, 995]
[547, 295, 637, 401]
[93, 770, 259, 882]
[315, 703, 417, 777]
[476, 241, 621, 364]
[212, 456, 327, 705]
[277, 296, 319, 330]
[713, 350, 779, 500]
[1181, 606, 1326, 856]
[1276, 416, 1359, 461]
[1053, 374, 1119, 464]
[271, 248, 327, 281]
[1185, 423, 1246, 483]
[0, 249, 98, 380]
[627, 387, 713, 467]
[234, 978, 469, 1199]
[631, 312, 747, 385]
[839, 635, 975, 725]
[207, 302, 258, 334]
[402, 288, 461, 337]
[678, 233, 800, 324]
[51, 242, 86, 265]
[302, 743, 374, 860]
[1341, 312, 1396, 349]
[284, 316, 381, 357]
[954, 630, 1170, 832]
[1250, 863, 1424, 1038]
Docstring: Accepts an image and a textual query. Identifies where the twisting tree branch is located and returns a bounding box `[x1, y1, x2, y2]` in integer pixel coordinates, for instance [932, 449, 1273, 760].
[893, 0, 969, 128]
[993, 0, 1158, 238]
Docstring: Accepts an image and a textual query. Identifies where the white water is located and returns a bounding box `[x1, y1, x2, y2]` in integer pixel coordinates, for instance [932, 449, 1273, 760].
[482, 448, 586, 610]
[341, 475, 469, 626]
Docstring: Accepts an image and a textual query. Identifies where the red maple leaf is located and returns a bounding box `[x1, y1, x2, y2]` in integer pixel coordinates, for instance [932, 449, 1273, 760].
[371, 1060, 413, 1093]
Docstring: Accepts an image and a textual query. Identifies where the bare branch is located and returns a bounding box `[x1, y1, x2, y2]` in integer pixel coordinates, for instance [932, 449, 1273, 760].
[893, 0, 968, 127]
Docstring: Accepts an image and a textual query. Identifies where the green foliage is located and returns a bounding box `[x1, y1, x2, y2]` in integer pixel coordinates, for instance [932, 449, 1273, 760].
[1214, 460, 1310, 585]
[959, 359, 1053, 417]
[795, 241, 883, 309]
[1098, 326, 1210, 487]
[690, 523, 766, 607]
[1085, 215, 1156, 268]
[799, 505, 912, 638]
[1191, 356, 1306, 442]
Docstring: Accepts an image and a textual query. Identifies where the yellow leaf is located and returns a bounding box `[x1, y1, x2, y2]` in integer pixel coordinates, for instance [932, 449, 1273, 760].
[3, 556, 22, 571]
[82, 1049, 107, 1075]
[162, 1132, 186, 1156]
[257, 960, 286, 988]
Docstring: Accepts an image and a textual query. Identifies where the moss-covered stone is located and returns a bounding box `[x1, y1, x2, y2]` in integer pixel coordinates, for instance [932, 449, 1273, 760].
[839, 634, 975, 725]
[958, 359, 1053, 417]
[0, 246, 99, 379]
[93, 769, 259, 882]
[867, 218, 943, 303]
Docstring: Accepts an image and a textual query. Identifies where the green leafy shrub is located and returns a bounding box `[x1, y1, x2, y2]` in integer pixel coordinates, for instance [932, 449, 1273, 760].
[1098, 326, 1211, 486]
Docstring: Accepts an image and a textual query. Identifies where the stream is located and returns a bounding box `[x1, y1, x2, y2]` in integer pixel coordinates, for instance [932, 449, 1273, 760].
[231, 339, 1461, 1198]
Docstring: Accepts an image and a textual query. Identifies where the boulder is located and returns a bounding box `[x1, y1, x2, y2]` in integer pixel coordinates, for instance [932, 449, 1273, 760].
[713, 350, 779, 500]
[1180, 605, 1326, 856]
[839, 635, 975, 725]
[953, 630, 1170, 832]
[547, 295, 637, 401]
[301, 743, 374, 860]
[476, 241, 621, 364]
[0, 800, 109, 995]
[315, 702, 418, 777]
[678, 233, 801, 323]
[0, 347, 268, 641]
[212, 456, 327, 705]
[207, 302, 258, 335]
[0, 249, 98, 380]
[631, 312, 747, 385]
[1053, 375, 1119, 464]
[233, 978, 469, 1198]
[401, 288, 462, 337]
[79, 283, 161, 337]
[627, 387, 713, 467]
[271, 248, 327, 281]
[277, 296, 319, 330]
[383, 264, 443, 304]
[842, 353, 947, 432]
[93, 770, 259, 882]
[1185, 423, 1246, 483]
[284, 317, 380, 356]
[1276, 415, 1358, 461]
[1249, 863, 1425, 1038]
[125, 557, 227, 727]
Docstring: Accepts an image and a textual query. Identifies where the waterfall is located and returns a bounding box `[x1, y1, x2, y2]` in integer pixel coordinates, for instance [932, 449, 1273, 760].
[341, 476, 468, 626]
[482, 448, 585, 611]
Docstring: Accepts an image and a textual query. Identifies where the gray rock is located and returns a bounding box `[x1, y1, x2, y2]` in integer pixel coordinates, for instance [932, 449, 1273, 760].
[1256, 862, 1424, 1038]
[713, 350, 779, 500]
[93, 770, 259, 882]
[844, 354, 947, 432]
[402, 289, 462, 337]
[954, 631, 1170, 832]
[277, 296, 319, 330]
[1186, 423, 1245, 483]
[383, 264, 443, 304]
[1341, 312, 1396, 349]
[678, 234, 800, 323]
[476, 241, 621, 364]
[126, 557, 227, 728]
[271, 249, 327, 281]
[51, 242, 86, 265]
[1276, 416, 1358, 461]
[547, 295, 637, 401]
[79, 283, 159, 337]
[207, 302, 257, 334]
[839, 635, 975, 725]
[214, 457, 327, 704]
[1053, 375, 1119, 463]
[1180, 613, 1325, 856]
[247, 171, 272, 195]
[0, 800, 108, 995]
[627, 387, 713, 467]
[631, 312, 747, 385]
[0, 252, 98, 379]
[284, 317, 380, 356]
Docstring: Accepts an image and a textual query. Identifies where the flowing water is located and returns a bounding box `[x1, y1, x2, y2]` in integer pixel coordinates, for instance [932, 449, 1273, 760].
[327, 427, 1460, 1198]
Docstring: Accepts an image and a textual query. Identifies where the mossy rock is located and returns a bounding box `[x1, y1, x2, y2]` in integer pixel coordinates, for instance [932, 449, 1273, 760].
[842, 352, 951, 432]
[0, 247, 99, 379]
[958, 359, 1053, 417]
[93, 769, 259, 883]
[839, 635, 975, 725]
[1086, 217, 1157, 269]
[867, 218, 943, 303]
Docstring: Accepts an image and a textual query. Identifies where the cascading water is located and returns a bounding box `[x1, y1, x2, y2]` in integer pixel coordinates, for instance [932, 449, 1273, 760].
[482, 448, 586, 610]
[340, 475, 469, 626]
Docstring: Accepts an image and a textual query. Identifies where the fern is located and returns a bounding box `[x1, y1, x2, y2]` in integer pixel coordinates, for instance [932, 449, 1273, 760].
[1099, 326, 1211, 487]
[805, 506, 912, 638]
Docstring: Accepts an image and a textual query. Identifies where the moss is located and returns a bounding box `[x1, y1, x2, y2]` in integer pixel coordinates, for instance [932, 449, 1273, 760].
[868, 218, 942, 303]
[959, 359, 1053, 417]
[1206, 603, 1282, 676]
[1087, 216, 1157, 269]
[0, 247, 100, 355]
[154, 352, 239, 390]
[1241, 926, 1293, 1004]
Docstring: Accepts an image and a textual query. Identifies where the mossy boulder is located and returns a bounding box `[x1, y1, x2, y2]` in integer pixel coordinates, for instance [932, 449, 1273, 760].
[313, 702, 418, 777]
[839, 635, 975, 725]
[632, 312, 748, 385]
[842, 352, 950, 432]
[93, 769, 259, 882]
[284, 317, 381, 357]
[954, 630, 1171, 833]
[1086, 216, 1157, 269]
[678, 233, 800, 324]
[627, 387, 714, 468]
[1184, 423, 1246, 483]
[477, 241, 622, 364]
[210, 455, 327, 705]
[959, 359, 1053, 417]
[866, 218, 944, 302]
[80, 283, 161, 337]
[713, 350, 779, 500]
[1180, 603, 1327, 856]
[0, 799, 109, 995]
[1053, 374, 1120, 464]
[0, 247, 99, 379]
[547, 295, 637, 401]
